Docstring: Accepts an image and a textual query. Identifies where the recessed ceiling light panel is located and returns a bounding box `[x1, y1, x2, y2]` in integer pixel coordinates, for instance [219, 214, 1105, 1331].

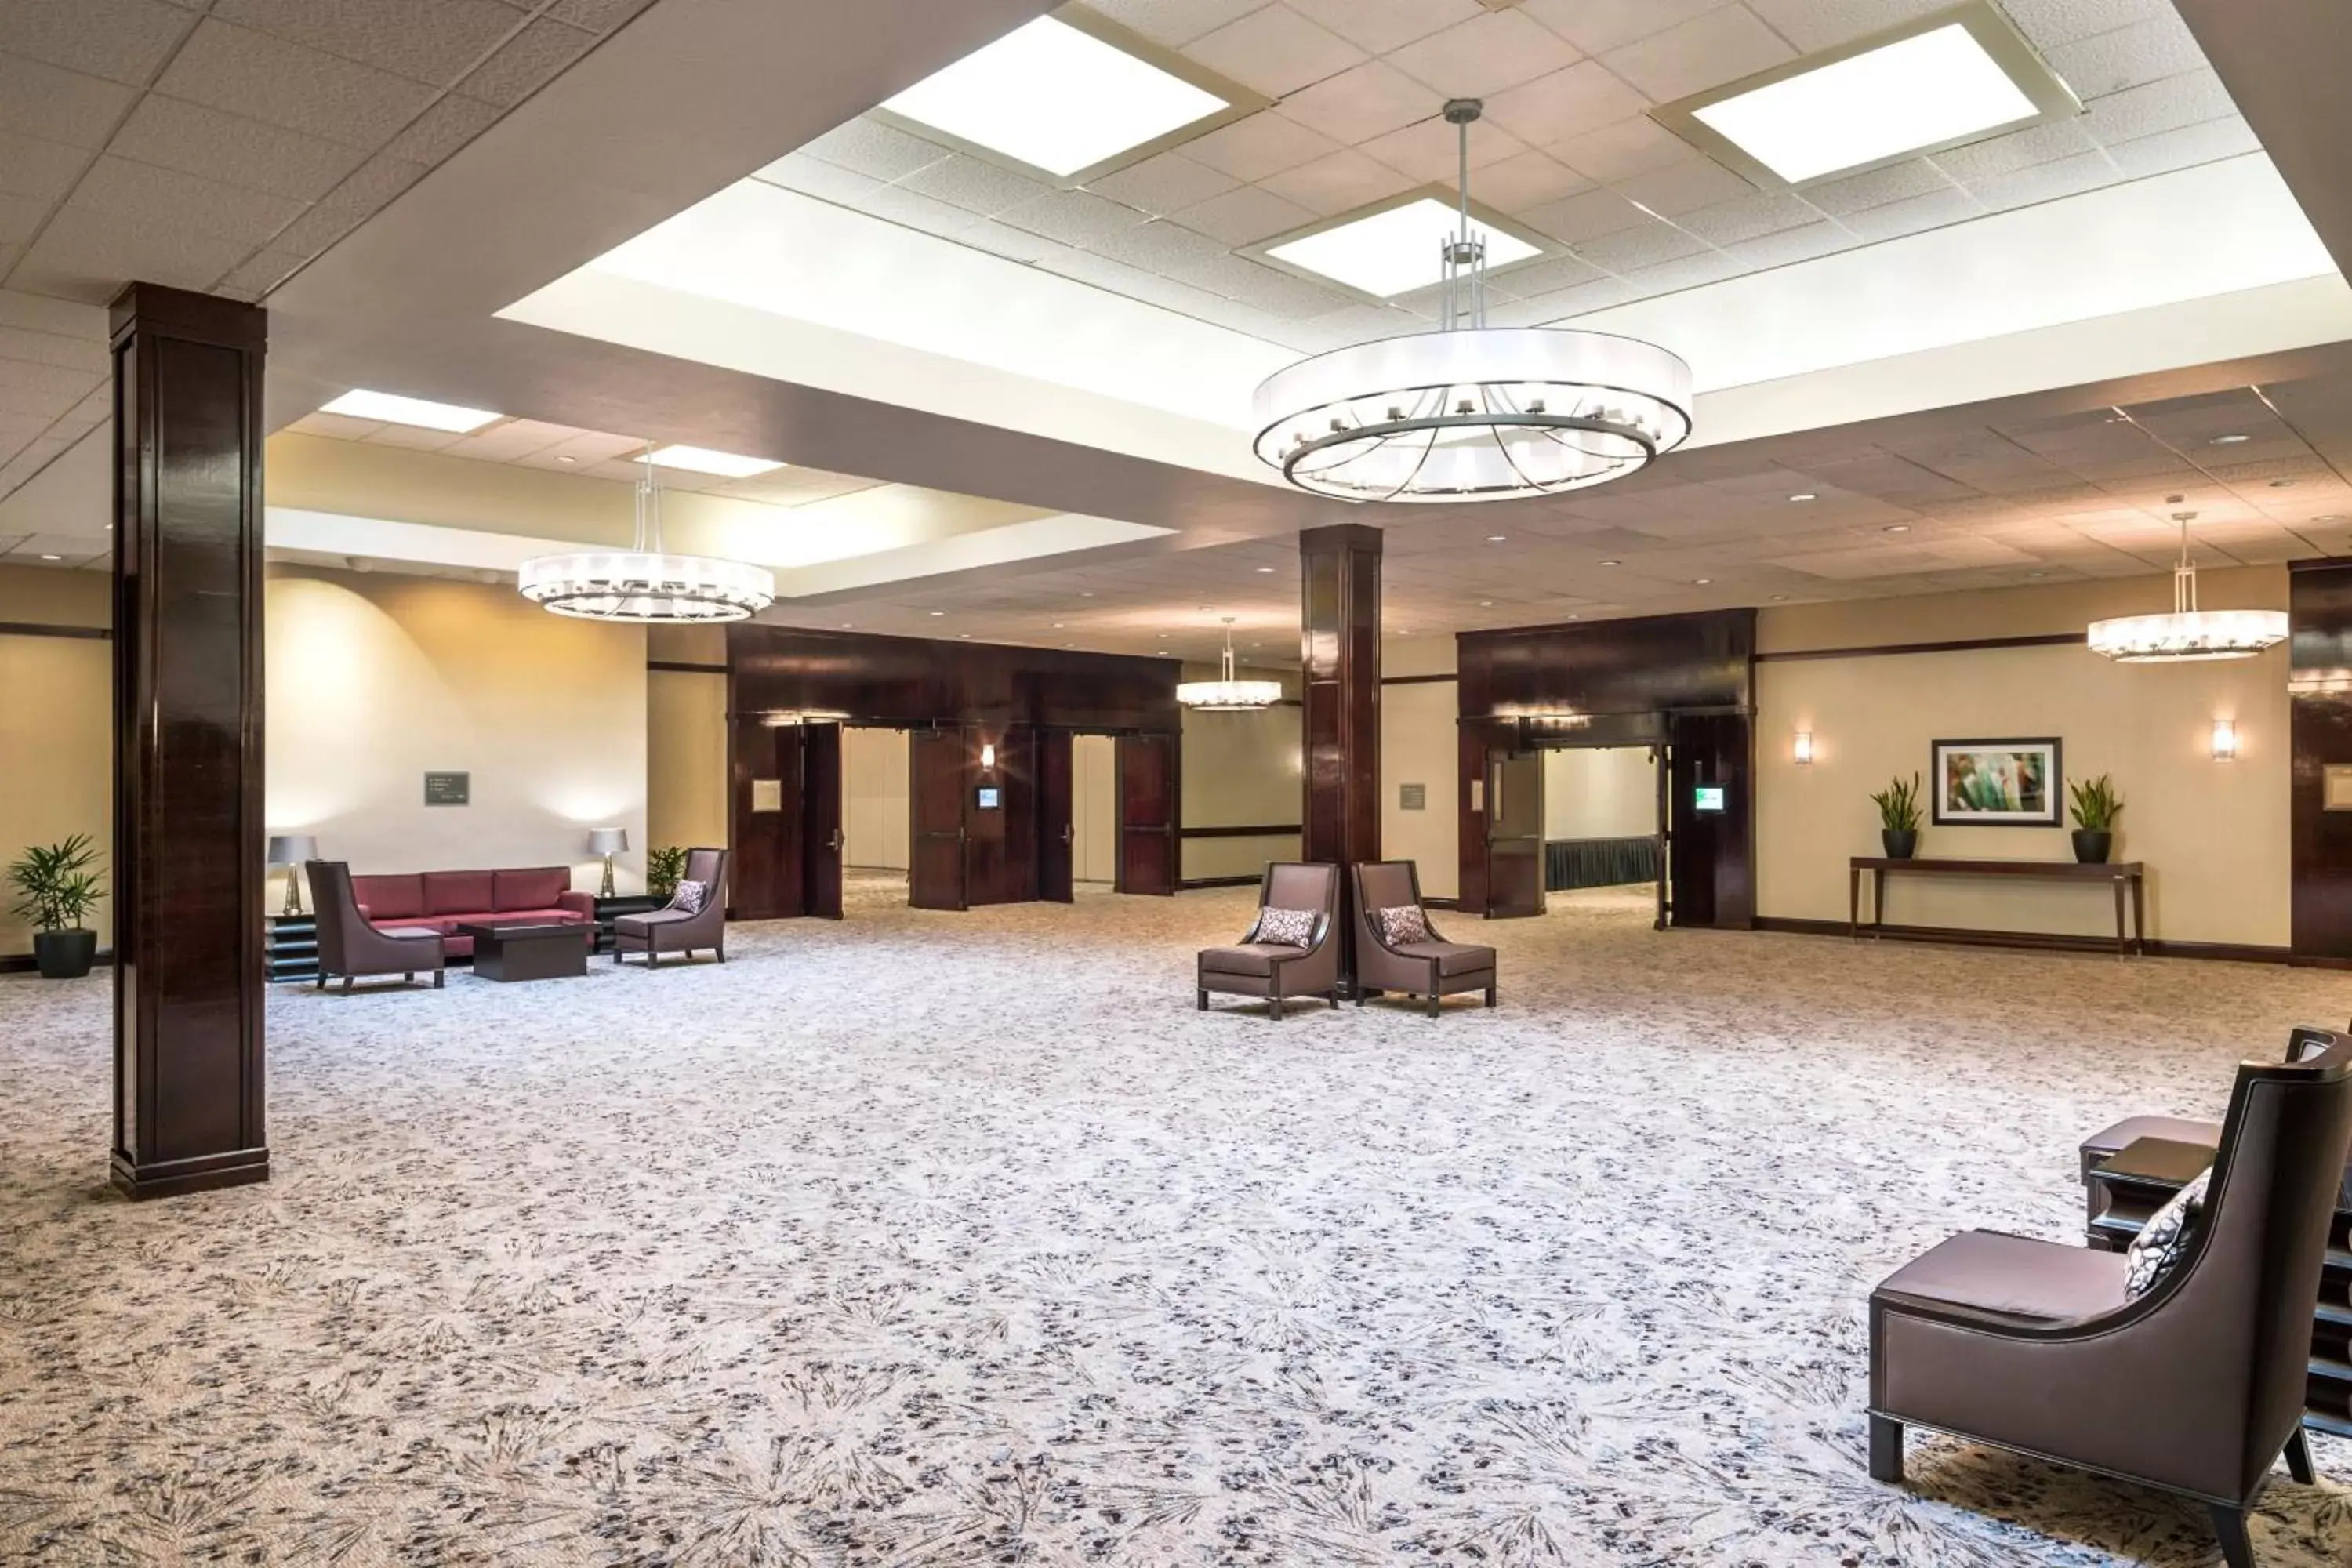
[1258, 193, 1544, 301]
[1654, 2, 2078, 189]
[646, 444, 784, 477]
[873, 9, 1258, 183]
[320, 389, 503, 432]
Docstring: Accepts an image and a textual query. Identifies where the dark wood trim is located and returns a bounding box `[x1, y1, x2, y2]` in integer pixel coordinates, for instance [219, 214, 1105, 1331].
[1423, 895, 1460, 910]
[0, 948, 116, 974]
[1179, 823, 1302, 839]
[1754, 915, 2288, 964]
[1381, 672, 1457, 686]
[1178, 874, 1265, 890]
[1755, 633, 2083, 663]
[648, 659, 726, 674]
[0, 620, 111, 641]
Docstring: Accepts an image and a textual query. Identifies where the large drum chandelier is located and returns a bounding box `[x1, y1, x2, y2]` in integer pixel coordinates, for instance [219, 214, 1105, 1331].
[1252, 100, 1691, 503]
[519, 445, 775, 622]
[1176, 618, 1282, 710]
[2087, 510, 2288, 662]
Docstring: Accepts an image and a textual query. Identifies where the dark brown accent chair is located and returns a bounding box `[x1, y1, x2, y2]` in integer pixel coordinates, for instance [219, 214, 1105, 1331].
[1352, 860, 1496, 1016]
[308, 860, 445, 991]
[1196, 862, 1340, 1020]
[1869, 1038, 2352, 1568]
[615, 847, 728, 967]
[2078, 1027, 2345, 1195]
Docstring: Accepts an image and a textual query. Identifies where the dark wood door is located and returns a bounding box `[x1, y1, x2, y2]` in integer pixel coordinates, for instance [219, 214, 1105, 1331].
[1116, 731, 1177, 896]
[730, 716, 804, 920]
[1667, 713, 1753, 929]
[1037, 729, 1074, 904]
[801, 720, 844, 920]
[1484, 745, 1545, 918]
[1653, 744, 1671, 931]
[909, 726, 970, 911]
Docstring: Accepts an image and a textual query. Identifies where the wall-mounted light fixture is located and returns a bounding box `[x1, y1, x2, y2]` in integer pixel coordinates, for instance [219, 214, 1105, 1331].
[980, 741, 997, 770]
[1793, 730, 1814, 765]
[2212, 717, 2238, 761]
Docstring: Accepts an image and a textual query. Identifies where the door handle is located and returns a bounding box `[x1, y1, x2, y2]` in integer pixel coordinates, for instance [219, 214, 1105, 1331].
[831, 829, 845, 852]
[1061, 823, 1073, 843]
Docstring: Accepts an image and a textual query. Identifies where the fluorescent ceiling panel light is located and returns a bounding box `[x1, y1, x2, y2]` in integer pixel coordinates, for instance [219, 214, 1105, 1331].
[646, 444, 785, 477]
[880, 15, 1229, 179]
[1265, 198, 1541, 300]
[1688, 23, 2041, 184]
[320, 389, 502, 432]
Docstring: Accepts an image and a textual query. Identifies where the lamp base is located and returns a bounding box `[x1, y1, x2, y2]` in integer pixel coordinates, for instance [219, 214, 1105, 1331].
[599, 855, 617, 899]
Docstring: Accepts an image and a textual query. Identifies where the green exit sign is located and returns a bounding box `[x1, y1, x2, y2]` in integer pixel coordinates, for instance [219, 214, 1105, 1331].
[1693, 785, 1726, 812]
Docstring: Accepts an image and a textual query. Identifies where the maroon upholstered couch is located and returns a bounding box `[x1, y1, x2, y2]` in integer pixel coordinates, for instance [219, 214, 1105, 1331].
[350, 866, 594, 959]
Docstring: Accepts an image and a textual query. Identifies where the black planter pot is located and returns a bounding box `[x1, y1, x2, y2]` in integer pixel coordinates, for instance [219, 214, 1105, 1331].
[33, 927, 96, 980]
[1882, 829, 1919, 859]
[2072, 829, 2114, 865]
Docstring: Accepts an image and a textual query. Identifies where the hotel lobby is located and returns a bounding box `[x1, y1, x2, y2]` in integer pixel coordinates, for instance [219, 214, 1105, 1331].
[6, 1, 2352, 1563]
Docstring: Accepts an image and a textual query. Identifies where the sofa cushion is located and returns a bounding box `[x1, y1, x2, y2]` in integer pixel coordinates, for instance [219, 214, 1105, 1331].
[1199, 942, 1298, 977]
[494, 867, 570, 911]
[351, 873, 423, 920]
[1392, 940, 1493, 977]
[489, 907, 588, 927]
[1878, 1229, 2128, 1322]
[423, 870, 496, 916]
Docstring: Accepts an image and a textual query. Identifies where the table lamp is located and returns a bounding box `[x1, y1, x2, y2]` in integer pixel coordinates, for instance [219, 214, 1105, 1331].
[266, 833, 319, 916]
[587, 827, 628, 898]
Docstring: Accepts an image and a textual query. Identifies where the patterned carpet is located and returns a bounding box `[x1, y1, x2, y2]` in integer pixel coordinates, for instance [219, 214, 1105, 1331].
[5, 879, 2352, 1566]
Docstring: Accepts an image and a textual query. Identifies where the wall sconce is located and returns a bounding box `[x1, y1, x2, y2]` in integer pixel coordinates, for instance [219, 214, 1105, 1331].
[2211, 718, 2238, 761]
[1793, 731, 1814, 765]
[979, 741, 996, 770]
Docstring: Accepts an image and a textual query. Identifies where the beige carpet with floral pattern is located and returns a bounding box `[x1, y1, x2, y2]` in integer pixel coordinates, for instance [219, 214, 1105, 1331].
[5, 877, 2352, 1566]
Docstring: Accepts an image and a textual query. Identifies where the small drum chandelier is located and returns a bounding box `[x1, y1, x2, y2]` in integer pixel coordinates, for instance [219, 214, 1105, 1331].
[2087, 510, 2288, 662]
[1251, 100, 1692, 503]
[519, 445, 775, 622]
[1176, 618, 1282, 710]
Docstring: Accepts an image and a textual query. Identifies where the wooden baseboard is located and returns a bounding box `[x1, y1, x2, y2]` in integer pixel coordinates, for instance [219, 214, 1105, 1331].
[1178, 875, 1264, 891]
[1752, 916, 2288, 964]
[0, 948, 115, 975]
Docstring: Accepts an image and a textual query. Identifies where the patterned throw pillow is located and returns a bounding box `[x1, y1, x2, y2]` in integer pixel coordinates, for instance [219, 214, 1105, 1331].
[1256, 906, 1316, 947]
[1377, 905, 1431, 946]
[2124, 1168, 2209, 1300]
[673, 879, 707, 914]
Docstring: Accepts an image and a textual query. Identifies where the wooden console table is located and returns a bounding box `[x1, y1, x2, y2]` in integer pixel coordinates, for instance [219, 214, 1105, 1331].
[1848, 856, 2146, 956]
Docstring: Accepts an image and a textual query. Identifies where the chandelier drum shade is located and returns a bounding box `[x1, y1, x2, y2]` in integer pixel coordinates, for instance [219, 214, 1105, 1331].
[1177, 618, 1281, 711]
[2086, 510, 2287, 662]
[519, 446, 775, 622]
[1250, 99, 1690, 503]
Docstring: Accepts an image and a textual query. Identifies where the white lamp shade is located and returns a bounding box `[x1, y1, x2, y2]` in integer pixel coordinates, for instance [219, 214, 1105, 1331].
[586, 828, 629, 855]
[266, 833, 319, 866]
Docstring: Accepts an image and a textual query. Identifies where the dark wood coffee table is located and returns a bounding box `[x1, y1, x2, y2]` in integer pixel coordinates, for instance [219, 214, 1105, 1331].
[456, 921, 589, 982]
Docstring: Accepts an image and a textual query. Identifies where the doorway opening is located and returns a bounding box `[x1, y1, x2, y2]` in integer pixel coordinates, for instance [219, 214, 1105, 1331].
[842, 724, 911, 915]
[1072, 734, 1117, 889]
[1541, 744, 1663, 929]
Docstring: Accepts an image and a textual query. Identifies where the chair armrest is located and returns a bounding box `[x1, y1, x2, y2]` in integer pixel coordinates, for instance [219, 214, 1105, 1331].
[355, 902, 371, 920]
[557, 891, 597, 920]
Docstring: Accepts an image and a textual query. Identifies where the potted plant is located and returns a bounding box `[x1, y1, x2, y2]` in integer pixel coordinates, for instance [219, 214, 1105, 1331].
[648, 845, 687, 901]
[8, 833, 105, 979]
[2069, 775, 2122, 864]
[1871, 773, 1922, 859]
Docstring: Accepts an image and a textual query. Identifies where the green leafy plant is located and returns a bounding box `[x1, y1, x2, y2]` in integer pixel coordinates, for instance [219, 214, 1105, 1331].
[647, 845, 688, 899]
[1869, 773, 1922, 833]
[2069, 774, 2123, 832]
[8, 834, 104, 932]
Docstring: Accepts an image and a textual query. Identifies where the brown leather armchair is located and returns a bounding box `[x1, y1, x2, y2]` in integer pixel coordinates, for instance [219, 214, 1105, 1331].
[1196, 862, 1340, 1020]
[614, 847, 729, 967]
[307, 860, 445, 991]
[1351, 860, 1495, 1016]
[1869, 1039, 2352, 1568]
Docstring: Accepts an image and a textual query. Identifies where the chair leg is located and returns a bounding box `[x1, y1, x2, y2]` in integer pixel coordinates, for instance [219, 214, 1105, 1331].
[1485, 985, 1497, 1007]
[1867, 1415, 1904, 1484]
[404, 972, 412, 982]
[314, 974, 325, 991]
[2286, 1426, 2317, 1485]
[1197, 988, 1207, 1011]
[342, 976, 353, 993]
[1428, 992, 1440, 1018]
[433, 971, 444, 989]
[1328, 991, 1338, 1009]
[1269, 995, 1282, 1021]
[2209, 1504, 2253, 1568]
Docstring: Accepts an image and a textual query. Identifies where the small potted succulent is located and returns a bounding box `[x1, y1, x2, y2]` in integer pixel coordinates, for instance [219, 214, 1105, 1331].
[2069, 774, 2122, 864]
[647, 845, 688, 901]
[9, 833, 105, 980]
[1871, 773, 1922, 859]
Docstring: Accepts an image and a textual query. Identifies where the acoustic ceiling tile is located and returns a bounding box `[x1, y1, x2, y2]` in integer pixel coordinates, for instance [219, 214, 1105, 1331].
[1545, 112, 1704, 184]
[108, 94, 368, 201]
[1740, 0, 1955, 53]
[1083, 151, 1238, 216]
[547, 0, 655, 30]
[1086, 0, 1269, 49]
[800, 116, 950, 183]
[1608, 154, 1751, 216]
[1567, 216, 1708, 272]
[1359, 114, 1526, 183]
[2043, 9, 2208, 99]
[1257, 147, 1417, 216]
[9, 205, 249, 301]
[1386, 9, 1584, 99]
[1483, 60, 1652, 149]
[456, 16, 598, 107]
[68, 154, 307, 246]
[1673, 188, 1818, 246]
[1600, 5, 1794, 103]
[2100, 114, 2259, 178]
[1970, 150, 2125, 214]
[1517, 0, 1727, 57]
[891, 153, 1055, 219]
[1998, 0, 2176, 48]
[1798, 158, 1957, 216]
[0, 0, 198, 86]
[378, 91, 503, 166]
[1834, 184, 1983, 241]
[748, 152, 880, 205]
[0, 53, 142, 149]
[212, 0, 524, 87]
[2079, 67, 2238, 145]
[1184, 5, 1364, 100]
[1279, 0, 1483, 56]
[1276, 60, 1436, 146]
[1181, 111, 1342, 183]
[995, 187, 1151, 248]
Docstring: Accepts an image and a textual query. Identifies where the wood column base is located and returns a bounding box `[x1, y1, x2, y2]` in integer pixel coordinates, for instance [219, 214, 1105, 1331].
[111, 1146, 270, 1200]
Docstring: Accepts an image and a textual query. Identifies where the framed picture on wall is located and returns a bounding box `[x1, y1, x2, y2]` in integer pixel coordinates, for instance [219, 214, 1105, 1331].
[1932, 738, 2061, 826]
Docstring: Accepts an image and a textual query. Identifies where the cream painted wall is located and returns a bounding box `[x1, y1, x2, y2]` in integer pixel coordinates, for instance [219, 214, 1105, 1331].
[1543, 746, 1657, 839]
[844, 726, 910, 871]
[1180, 664, 1302, 882]
[1757, 569, 2291, 946]
[1073, 733, 1117, 884]
[265, 566, 648, 901]
[648, 670, 728, 855]
[1, 567, 111, 955]
[1381, 637, 1459, 898]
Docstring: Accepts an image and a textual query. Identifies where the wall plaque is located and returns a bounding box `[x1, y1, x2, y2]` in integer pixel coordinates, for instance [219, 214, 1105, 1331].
[1399, 782, 1426, 811]
[423, 771, 470, 806]
[750, 778, 784, 813]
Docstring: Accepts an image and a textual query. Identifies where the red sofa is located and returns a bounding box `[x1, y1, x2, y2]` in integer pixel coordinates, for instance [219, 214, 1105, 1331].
[350, 866, 594, 959]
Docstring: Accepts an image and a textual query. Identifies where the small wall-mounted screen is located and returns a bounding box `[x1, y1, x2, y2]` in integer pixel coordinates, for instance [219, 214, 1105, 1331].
[975, 786, 1002, 811]
[1693, 784, 1726, 813]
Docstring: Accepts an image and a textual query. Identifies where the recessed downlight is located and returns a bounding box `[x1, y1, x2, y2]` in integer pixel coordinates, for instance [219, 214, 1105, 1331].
[1788, 492, 1817, 502]
[1884, 524, 1910, 533]
[2211, 434, 2250, 445]
[929, 610, 946, 616]
[1486, 535, 1508, 543]
[1599, 559, 1621, 567]
[2270, 478, 2299, 488]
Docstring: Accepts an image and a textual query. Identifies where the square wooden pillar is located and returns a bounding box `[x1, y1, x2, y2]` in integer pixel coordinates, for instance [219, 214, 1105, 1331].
[110, 283, 269, 1200]
[1300, 523, 1381, 986]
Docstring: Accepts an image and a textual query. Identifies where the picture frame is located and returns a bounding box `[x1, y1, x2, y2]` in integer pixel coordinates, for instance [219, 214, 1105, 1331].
[1931, 737, 2062, 827]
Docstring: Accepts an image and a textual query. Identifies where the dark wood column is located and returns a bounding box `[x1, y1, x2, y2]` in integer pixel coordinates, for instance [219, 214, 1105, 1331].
[1299, 524, 1381, 984]
[111, 283, 269, 1200]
